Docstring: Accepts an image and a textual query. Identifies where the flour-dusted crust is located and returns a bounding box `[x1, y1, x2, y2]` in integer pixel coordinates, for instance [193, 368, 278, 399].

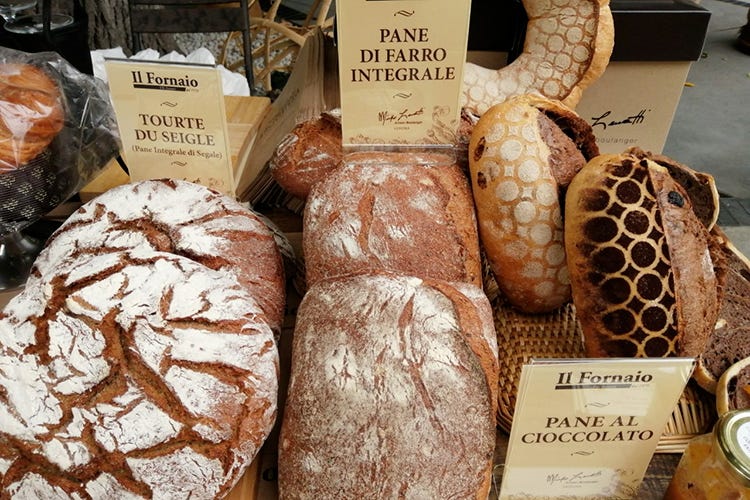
[31, 179, 285, 333]
[0, 248, 278, 499]
[278, 272, 496, 499]
[565, 153, 719, 359]
[461, 0, 614, 115]
[469, 95, 597, 313]
[269, 111, 343, 200]
[303, 151, 482, 288]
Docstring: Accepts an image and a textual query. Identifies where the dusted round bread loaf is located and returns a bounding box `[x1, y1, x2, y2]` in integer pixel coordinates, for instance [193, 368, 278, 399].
[269, 111, 343, 200]
[279, 272, 497, 499]
[0, 63, 64, 170]
[0, 248, 278, 499]
[564, 153, 720, 359]
[303, 151, 482, 288]
[31, 179, 285, 333]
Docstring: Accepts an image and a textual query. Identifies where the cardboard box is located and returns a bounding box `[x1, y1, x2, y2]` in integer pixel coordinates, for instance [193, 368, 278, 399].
[575, 0, 711, 154]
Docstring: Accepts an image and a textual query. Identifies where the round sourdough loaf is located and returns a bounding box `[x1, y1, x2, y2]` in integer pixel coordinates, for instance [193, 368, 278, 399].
[0, 248, 278, 499]
[564, 153, 720, 359]
[278, 272, 497, 499]
[31, 179, 285, 333]
[269, 111, 343, 200]
[468, 95, 598, 313]
[303, 151, 482, 288]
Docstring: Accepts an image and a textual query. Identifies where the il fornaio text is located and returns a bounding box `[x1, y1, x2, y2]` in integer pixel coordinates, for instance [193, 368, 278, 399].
[351, 27, 456, 83]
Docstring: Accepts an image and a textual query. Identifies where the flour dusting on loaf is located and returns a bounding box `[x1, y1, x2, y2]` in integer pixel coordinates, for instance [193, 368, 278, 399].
[0, 249, 278, 499]
[279, 272, 496, 499]
[303, 151, 482, 288]
[31, 179, 285, 333]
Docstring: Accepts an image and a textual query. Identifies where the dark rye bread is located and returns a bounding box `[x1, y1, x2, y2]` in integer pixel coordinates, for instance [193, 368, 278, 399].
[694, 228, 750, 393]
[0, 249, 278, 499]
[468, 94, 598, 313]
[303, 151, 482, 288]
[278, 272, 497, 499]
[565, 153, 719, 359]
[269, 111, 343, 200]
[30, 179, 286, 334]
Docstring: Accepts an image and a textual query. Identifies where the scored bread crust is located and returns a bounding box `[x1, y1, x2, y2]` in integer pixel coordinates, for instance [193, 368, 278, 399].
[0, 63, 65, 170]
[565, 153, 719, 359]
[0, 249, 279, 499]
[468, 95, 597, 313]
[31, 179, 286, 334]
[303, 151, 482, 288]
[461, 0, 614, 115]
[278, 272, 497, 499]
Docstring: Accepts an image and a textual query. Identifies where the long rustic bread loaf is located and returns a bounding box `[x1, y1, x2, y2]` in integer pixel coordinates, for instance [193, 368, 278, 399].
[31, 179, 286, 333]
[278, 272, 497, 499]
[303, 151, 482, 288]
[0, 248, 279, 499]
[564, 153, 720, 359]
[469, 95, 598, 313]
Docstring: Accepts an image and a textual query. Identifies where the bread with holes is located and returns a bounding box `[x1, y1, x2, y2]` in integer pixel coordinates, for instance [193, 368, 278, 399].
[564, 152, 720, 359]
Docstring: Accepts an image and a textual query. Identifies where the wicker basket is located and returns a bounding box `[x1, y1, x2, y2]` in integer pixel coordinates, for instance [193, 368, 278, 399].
[491, 293, 716, 453]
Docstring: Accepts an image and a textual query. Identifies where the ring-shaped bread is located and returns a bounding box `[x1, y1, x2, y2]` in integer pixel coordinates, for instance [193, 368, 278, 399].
[462, 0, 614, 116]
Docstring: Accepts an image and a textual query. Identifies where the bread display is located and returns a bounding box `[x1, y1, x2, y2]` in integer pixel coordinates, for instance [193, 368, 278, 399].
[278, 272, 497, 499]
[303, 151, 482, 288]
[30, 179, 286, 334]
[461, 0, 614, 115]
[0, 248, 279, 499]
[468, 95, 598, 313]
[564, 152, 720, 359]
[0, 63, 64, 170]
[269, 111, 343, 200]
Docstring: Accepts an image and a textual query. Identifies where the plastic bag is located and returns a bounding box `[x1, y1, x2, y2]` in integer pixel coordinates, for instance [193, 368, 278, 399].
[0, 46, 121, 236]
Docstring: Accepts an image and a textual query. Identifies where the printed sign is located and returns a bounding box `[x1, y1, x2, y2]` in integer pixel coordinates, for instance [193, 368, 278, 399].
[500, 357, 695, 499]
[335, 0, 472, 148]
[105, 59, 234, 195]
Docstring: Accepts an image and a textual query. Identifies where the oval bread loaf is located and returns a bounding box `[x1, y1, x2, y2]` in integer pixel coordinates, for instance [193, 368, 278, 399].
[468, 94, 598, 313]
[564, 153, 720, 359]
[278, 272, 497, 499]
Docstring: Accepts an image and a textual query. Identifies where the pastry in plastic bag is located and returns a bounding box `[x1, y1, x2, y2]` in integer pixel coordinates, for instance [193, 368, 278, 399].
[0, 63, 64, 171]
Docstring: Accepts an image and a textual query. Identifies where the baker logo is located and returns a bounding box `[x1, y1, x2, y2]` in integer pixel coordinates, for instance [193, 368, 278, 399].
[130, 70, 200, 92]
[555, 370, 654, 390]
